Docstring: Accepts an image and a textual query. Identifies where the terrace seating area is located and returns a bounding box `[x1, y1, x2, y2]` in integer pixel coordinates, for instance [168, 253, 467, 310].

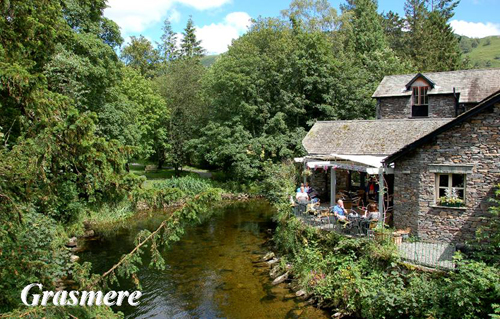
[291, 201, 456, 270]
[291, 201, 379, 237]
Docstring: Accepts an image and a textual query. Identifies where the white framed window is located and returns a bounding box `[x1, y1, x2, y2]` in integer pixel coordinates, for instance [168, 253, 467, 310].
[435, 173, 466, 206]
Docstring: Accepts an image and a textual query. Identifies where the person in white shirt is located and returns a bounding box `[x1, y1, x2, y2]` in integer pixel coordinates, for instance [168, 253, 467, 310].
[295, 186, 309, 203]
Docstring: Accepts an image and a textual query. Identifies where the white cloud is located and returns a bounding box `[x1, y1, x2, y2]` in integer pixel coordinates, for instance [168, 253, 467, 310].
[169, 8, 181, 24]
[451, 20, 500, 38]
[177, 0, 232, 10]
[196, 12, 252, 54]
[105, 0, 231, 34]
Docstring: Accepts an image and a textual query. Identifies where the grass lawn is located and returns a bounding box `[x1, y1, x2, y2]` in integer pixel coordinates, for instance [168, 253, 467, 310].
[129, 163, 202, 180]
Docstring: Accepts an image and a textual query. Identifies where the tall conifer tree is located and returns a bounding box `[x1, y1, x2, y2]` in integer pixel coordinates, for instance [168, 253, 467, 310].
[403, 0, 463, 71]
[158, 18, 178, 64]
[180, 16, 205, 59]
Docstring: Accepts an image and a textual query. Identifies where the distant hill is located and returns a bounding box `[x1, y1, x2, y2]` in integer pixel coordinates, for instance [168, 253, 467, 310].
[459, 35, 500, 69]
[201, 55, 219, 67]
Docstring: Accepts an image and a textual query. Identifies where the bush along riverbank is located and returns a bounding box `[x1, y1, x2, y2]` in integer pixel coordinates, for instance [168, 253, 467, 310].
[262, 162, 500, 319]
[0, 176, 256, 318]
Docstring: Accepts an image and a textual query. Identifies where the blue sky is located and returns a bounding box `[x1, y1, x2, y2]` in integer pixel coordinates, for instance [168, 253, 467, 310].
[104, 0, 500, 55]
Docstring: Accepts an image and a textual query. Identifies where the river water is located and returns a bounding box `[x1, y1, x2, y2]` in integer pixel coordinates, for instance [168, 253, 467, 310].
[81, 200, 329, 318]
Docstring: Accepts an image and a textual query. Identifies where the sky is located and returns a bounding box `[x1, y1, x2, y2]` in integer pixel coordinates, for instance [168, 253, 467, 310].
[104, 0, 500, 55]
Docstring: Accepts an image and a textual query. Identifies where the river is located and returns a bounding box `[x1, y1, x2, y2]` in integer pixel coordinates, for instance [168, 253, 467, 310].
[81, 199, 329, 318]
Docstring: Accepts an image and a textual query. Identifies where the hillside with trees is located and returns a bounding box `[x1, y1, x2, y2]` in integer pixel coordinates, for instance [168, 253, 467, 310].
[460, 35, 500, 68]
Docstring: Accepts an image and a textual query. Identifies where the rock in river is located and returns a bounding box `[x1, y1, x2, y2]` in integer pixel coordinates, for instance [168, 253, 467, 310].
[272, 272, 289, 285]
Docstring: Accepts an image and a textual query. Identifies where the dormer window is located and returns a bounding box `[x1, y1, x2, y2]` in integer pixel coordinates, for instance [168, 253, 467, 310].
[405, 73, 434, 118]
[412, 86, 429, 117]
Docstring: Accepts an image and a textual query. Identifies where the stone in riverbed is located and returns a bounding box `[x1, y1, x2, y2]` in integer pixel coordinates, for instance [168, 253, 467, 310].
[65, 237, 77, 248]
[270, 265, 282, 279]
[296, 289, 311, 300]
[262, 252, 275, 261]
[267, 258, 279, 266]
[272, 272, 289, 285]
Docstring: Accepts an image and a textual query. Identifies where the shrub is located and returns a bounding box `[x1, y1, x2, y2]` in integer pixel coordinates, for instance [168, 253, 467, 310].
[152, 176, 213, 196]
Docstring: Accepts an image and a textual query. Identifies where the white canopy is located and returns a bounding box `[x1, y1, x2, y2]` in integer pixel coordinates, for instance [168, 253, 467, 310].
[329, 154, 385, 168]
[299, 154, 393, 174]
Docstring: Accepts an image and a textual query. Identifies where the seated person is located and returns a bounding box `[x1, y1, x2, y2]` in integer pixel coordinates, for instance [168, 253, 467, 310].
[330, 199, 348, 221]
[295, 186, 309, 204]
[304, 182, 311, 193]
[296, 183, 305, 193]
[363, 203, 380, 221]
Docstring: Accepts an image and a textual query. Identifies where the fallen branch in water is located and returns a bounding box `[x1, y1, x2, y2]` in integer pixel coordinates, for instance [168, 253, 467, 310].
[87, 189, 222, 290]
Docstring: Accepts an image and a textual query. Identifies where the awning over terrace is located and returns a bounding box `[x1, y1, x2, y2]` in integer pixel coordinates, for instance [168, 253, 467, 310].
[295, 154, 393, 174]
[295, 154, 392, 210]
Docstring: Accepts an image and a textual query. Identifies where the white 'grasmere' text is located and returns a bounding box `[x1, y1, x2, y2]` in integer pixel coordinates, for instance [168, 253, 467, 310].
[21, 284, 142, 307]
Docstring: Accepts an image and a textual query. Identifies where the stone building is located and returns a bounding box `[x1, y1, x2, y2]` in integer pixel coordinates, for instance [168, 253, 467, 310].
[300, 69, 500, 243]
[373, 69, 500, 119]
[384, 91, 500, 242]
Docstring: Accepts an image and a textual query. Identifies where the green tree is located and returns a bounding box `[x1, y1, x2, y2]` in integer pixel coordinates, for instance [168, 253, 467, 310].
[382, 11, 407, 57]
[100, 66, 169, 164]
[340, 0, 408, 117]
[158, 18, 179, 64]
[403, 0, 463, 71]
[180, 16, 205, 59]
[0, 1, 138, 314]
[121, 35, 160, 77]
[155, 58, 206, 172]
[281, 0, 340, 32]
[422, 9, 463, 71]
[195, 18, 370, 180]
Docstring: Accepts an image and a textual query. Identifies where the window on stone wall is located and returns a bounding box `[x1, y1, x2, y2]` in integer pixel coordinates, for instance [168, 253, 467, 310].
[435, 173, 466, 207]
[412, 86, 429, 117]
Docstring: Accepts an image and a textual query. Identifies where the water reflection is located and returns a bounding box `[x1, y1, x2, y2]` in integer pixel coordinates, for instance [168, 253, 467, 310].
[81, 200, 329, 319]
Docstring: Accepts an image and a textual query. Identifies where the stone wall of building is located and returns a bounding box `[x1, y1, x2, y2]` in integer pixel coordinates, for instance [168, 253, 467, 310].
[428, 95, 457, 118]
[377, 95, 459, 119]
[377, 97, 411, 119]
[393, 102, 500, 243]
[308, 168, 349, 202]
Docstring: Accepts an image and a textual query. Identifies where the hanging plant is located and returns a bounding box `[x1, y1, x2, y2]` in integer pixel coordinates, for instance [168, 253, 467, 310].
[303, 169, 312, 177]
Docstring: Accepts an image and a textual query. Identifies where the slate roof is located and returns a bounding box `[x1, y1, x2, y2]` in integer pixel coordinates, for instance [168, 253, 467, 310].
[372, 68, 500, 103]
[303, 119, 451, 157]
[385, 90, 500, 164]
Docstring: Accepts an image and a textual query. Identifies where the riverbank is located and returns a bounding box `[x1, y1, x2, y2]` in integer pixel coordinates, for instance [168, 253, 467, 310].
[264, 162, 500, 319]
[79, 199, 330, 318]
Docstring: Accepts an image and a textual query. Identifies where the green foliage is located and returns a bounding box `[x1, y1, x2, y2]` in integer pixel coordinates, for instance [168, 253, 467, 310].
[266, 162, 500, 318]
[157, 18, 178, 64]
[100, 66, 169, 161]
[261, 160, 297, 204]
[152, 176, 215, 196]
[473, 184, 500, 265]
[195, 19, 349, 180]
[438, 257, 500, 319]
[281, 0, 340, 33]
[401, 0, 465, 72]
[461, 36, 500, 68]
[0, 1, 150, 315]
[121, 35, 160, 78]
[155, 58, 206, 171]
[180, 16, 205, 59]
[0, 209, 71, 311]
